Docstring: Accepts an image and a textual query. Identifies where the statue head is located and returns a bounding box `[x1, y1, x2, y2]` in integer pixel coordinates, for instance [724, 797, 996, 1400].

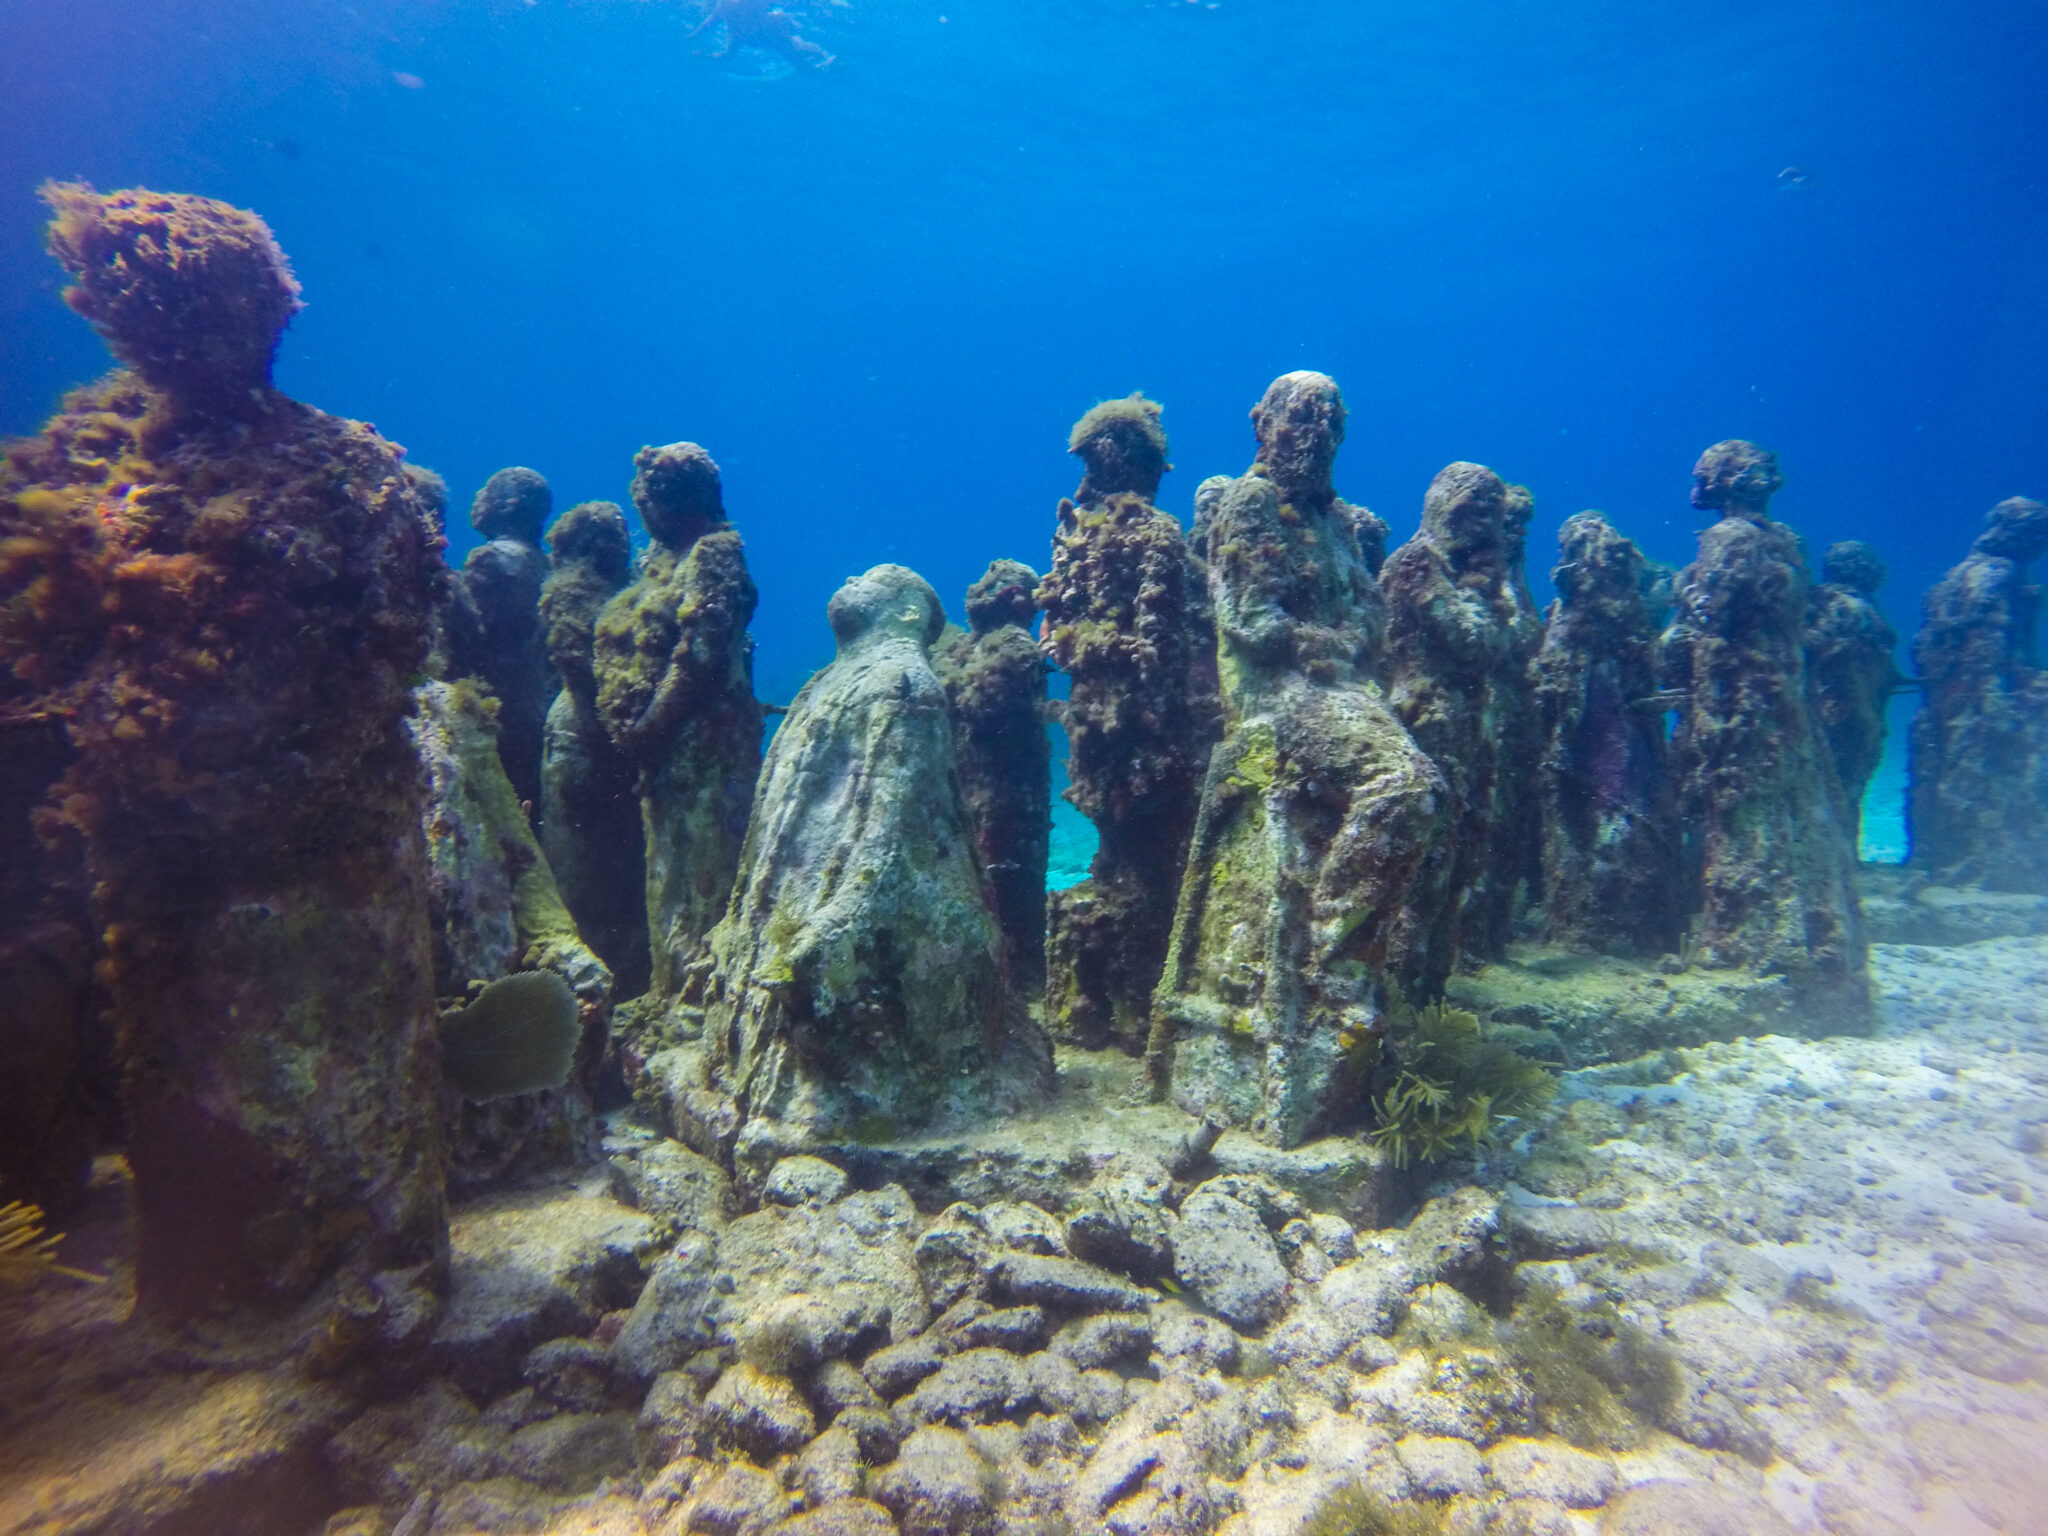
[828, 564, 946, 655]
[547, 501, 633, 585]
[631, 442, 726, 549]
[470, 466, 552, 543]
[1972, 497, 2048, 563]
[1069, 393, 1171, 504]
[1691, 440, 1783, 521]
[1420, 461, 1509, 559]
[1250, 371, 1346, 506]
[1820, 540, 1886, 595]
[964, 559, 1040, 635]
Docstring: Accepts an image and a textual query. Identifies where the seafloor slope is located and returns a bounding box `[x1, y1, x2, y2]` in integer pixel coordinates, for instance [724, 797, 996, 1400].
[3, 925, 2043, 1536]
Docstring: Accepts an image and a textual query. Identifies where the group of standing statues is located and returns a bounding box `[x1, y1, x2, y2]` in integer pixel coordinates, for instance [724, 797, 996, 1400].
[5, 184, 2044, 1331]
[478, 368, 2044, 1171]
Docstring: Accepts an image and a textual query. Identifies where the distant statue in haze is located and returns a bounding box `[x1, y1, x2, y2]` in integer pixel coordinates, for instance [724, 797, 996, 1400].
[691, 0, 836, 69]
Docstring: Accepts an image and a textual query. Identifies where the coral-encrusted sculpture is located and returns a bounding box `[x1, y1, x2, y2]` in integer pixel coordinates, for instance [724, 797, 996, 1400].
[1663, 441, 1869, 1023]
[934, 559, 1050, 996]
[1908, 497, 2048, 890]
[40, 181, 301, 424]
[411, 679, 611, 1194]
[1805, 539, 1901, 846]
[1039, 394, 1218, 1050]
[539, 501, 650, 995]
[442, 467, 557, 810]
[592, 443, 762, 1000]
[1533, 512, 1683, 955]
[660, 566, 1052, 1188]
[1, 185, 448, 1323]
[1149, 373, 1450, 1147]
[1380, 462, 1540, 983]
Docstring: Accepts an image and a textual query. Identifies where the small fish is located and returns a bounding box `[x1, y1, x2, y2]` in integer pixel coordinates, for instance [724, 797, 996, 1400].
[1631, 689, 1690, 713]
[985, 860, 1021, 873]
[1777, 165, 1809, 190]
[1156, 1276, 1184, 1296]
[392, 71, 426, 90]
[269, 135, 303, 160]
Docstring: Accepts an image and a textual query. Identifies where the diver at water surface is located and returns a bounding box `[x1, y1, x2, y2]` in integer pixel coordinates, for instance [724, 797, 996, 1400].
[691, 0, 835, 69]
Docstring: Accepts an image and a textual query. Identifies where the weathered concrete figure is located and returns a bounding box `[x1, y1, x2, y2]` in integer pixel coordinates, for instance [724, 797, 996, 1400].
[662, 565, 1053, 1187]
[934, 559, 1051, 996]
[1908, 497, 2048, 890]
[1533, 512, 1684, 955]
[1150, 372, 1450, 1147]
[412, 679, 613, 1193]
[1, 184, 448, 1324]
[1380, 462, 1539, 983]
[539, 501, 650, 996]
[1663, 441, 1870, 1023]
[1039, 394, 1218, 1050]
[443, 466, 556, 810]
[1805, 539, 1901, 847]
[592, 443, 762, 998]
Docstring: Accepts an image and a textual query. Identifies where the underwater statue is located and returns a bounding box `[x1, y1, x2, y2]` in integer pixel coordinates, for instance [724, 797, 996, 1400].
[539, 501, 651, 996]
[1805, 539, 1902, 847]
[441, 466, 557, 812]
[1149, 372, 1451, 1148]
[1663, 441, 1870, 1023]
[0, 184, 449, 1323]
[1380, 462, 1543, 983]
[1533, 512, 1683, 955]
[411, 679, 613, 1194]
[1908, 496, 2048, 891]
[1039, 394, 1220, 1051]
[692, 0, 835, 69]
[934, 559, 1051, 997]
[658, 565, 1052, 1188]
[592, 442, 762, 1000]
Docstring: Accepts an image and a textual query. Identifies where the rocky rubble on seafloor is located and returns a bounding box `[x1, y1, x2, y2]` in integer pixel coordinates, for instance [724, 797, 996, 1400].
[7, 931, 2045, 1536]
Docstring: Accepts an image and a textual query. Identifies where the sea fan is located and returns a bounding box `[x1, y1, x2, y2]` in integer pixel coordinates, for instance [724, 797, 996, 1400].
[0, 1197, 104, 1291]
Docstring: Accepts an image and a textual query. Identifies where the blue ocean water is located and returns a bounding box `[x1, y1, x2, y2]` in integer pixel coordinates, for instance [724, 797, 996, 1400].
[4, 0, 2045, 772]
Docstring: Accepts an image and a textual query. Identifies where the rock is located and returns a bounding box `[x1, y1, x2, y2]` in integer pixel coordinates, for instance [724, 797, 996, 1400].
[1393, 1434, 1485, 1497]
[992, 1253, 1152, 1313]
[703, 1363, 819, 1460]
[328, 1379, 503, 1507]
[871, 1425, 1001, 1536]
[608, 1138, 732, 1231]
[1069, 1413, 1216, 1536]
[947, 1305, 1050, 1354]
[862, 1336, 945, 1400]
[1063, 1156, 1178, 1278]
[805, 1358, 883, 1419]
[675, 1459, 791, 1536]
[834, 1406, 904, 1466]
[1307, 1213, 1356, 1260]
[792, 1424, 866, 1506]
[1152, 1307, 1241, 1374]
[981, 1201, 1068, 1256]
[613, 1237, 723, 1385]
[1598, 1480, 1797, 1536]
[765, 1499, 900, 1536]
[710, 1191, 932, 1358]
[500, 1411, 636, 1492]
[1483, 1438, 1618, 1508]
[738, 1291, 891, 1374]
[1171, 1190, 1290, 1330]
[635, 1371, 705, 1469]
[524, 1336, 621, 1413]
[901, 1347, 1037, 1426]
[765, 1156, 851, 1208]
[913, 1205, 994, 1308]
[1051, 1312, 1154, 1370]
[429, 1182, 654, 1399]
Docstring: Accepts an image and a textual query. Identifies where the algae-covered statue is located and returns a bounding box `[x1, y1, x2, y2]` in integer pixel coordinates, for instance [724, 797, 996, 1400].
[593, 443, 762, 999]
[0, 184, 448, 1324]
[1381, 463, 1543, 980]
[659, 565, 1052, 1188]
[934, 559, 1051, 996]
[441, 466, 557, 810]
[539, 501, 651, 995]
[1533, 512, 1683, 955]
[1908, 497, 2048, 891]
[1663, 441, 1870, 1024]
[1039, 394, 1219, 1050]
[1805, 539, 1901, 847]
[1150, 372, 1450, 1147]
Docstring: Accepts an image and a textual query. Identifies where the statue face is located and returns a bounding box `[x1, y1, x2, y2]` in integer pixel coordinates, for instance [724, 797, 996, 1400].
[828, 564, 942, 650]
